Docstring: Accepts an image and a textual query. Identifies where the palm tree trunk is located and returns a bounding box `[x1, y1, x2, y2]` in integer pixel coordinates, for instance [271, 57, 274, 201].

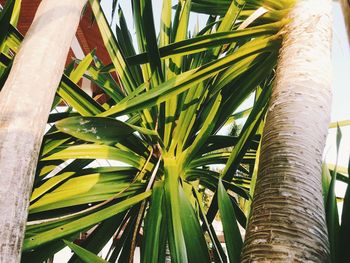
[241, 0, 332, 262]
[0, 0, 86, 262]
[340, 0, 350, 43]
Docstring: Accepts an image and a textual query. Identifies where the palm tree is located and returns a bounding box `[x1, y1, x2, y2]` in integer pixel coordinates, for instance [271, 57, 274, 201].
[0, 0, 86, 262]
[241, 0, 332, 261]
[0, 0, 294, 262]
[5, 0, 337, 262]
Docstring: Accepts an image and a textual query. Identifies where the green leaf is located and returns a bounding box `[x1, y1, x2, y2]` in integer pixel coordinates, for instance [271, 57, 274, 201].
[56, 116, 135, 144]
[70, 51, 94, 84]
[225, 107, 253, 127]
[326, 125, 342, 262]
[205, 82, 270, 230]
[336, 124, 342, 151]
[68, 213, 126, 263]
[99, 36, 279, 117]
[142, 181, 167, 263]
[221, 82, 271, 181]
[87, 65, 125, 103]
[186, 170, 249, 200]
[41, 144, 150, 171]
[189, 152, 231, 168]
[338, 157, 350, 261]
[218, 179, 242, 263]
[126, 21, 284, 65]
[159, 0, 171, 47]
[179, 185, 211, 263]
[29, 172, 142, 213]
[322, 163, 331, 206]
[89, 0, 136, 93]
[22, 238, 75, 263]
[64, 240, 109, 263]
[107, 206, 140, 262]
[132, 0, 163, 86]
[192, 188, 227, 263]
[243, 140, 260, 217]
[23, 190, 151, 251]
[0, 0, 15, 45]
[181, 94, 222, 166]
[164, 160, 187, 263]
[30, 171, 75, 203]
[198, 135, 239, 154]
[115, 7, 143, 85]
[56, 116, 160, 145]
[9, 0, 21, 27]
[57, 75, 104, 116]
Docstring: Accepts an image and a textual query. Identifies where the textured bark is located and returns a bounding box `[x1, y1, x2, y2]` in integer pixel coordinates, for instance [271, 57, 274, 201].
[241, 0, 332, 262]
[0, 0, 86, 262]
[340, 0, 350, 44]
